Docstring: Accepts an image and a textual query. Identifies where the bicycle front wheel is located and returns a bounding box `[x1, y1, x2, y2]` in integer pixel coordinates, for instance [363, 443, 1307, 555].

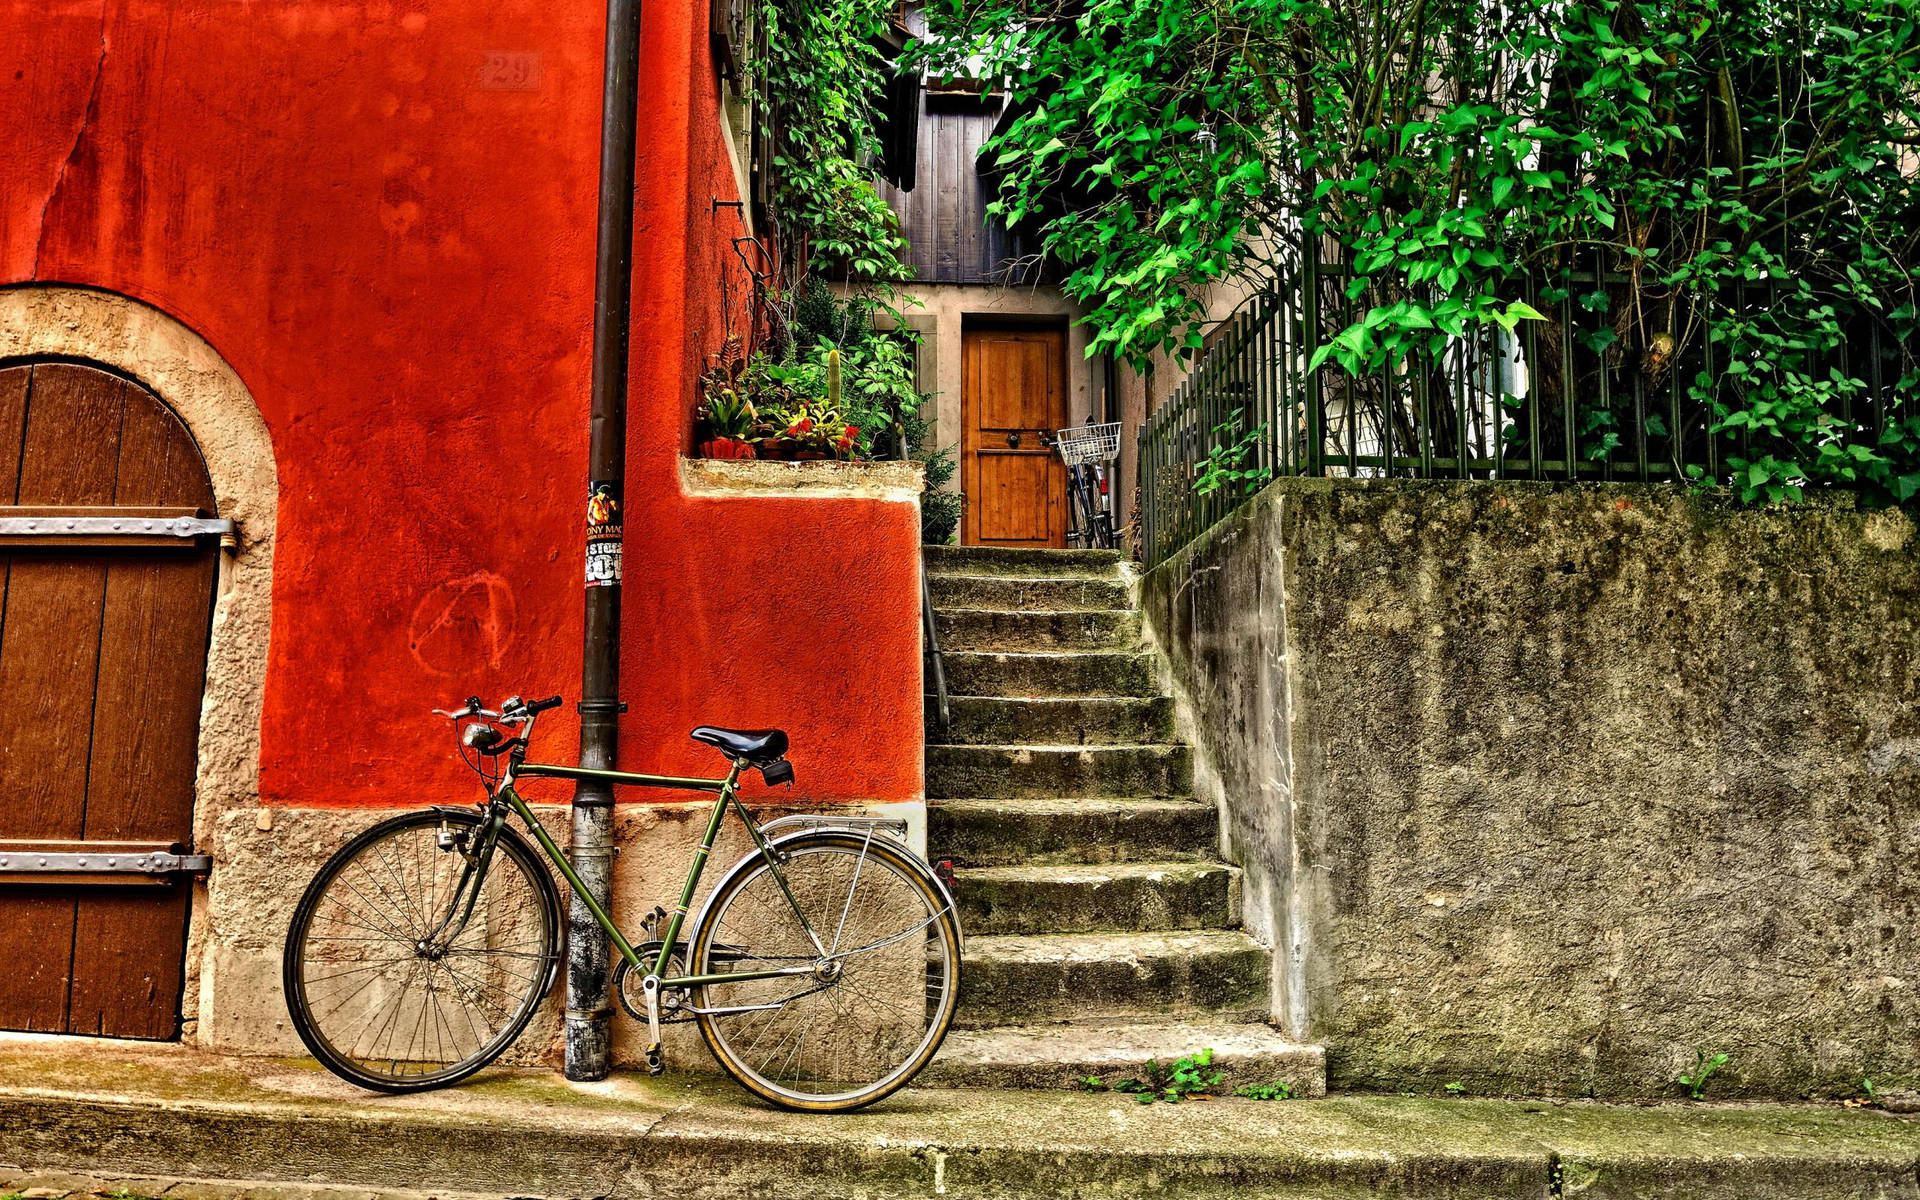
[690, 831, 962, 1111]
[283, 808, 561, 1093]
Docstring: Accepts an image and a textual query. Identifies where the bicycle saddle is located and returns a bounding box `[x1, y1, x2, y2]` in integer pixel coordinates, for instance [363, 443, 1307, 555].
[690, 726, 788, 762]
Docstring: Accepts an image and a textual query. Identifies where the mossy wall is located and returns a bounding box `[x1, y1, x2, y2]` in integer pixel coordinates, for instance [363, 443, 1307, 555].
[1142, 477, 1920, 1097]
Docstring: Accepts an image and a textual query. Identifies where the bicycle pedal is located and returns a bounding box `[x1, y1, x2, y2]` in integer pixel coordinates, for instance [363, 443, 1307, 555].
[645, 1042, 665, 1077]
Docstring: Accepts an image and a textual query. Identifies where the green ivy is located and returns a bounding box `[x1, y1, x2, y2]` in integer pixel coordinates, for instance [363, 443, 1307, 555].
[733, 0, 948, 476]
[752, 0, 908, 285]
[916, 0, 1920, 505]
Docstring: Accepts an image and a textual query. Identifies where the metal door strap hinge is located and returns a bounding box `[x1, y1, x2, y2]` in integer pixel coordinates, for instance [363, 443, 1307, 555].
[0, 846, 212, 876]
[0, 515, 235, 540]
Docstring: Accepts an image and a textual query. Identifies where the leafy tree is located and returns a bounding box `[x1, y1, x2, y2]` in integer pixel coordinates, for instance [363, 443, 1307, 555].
[915, 0, 1920, 503]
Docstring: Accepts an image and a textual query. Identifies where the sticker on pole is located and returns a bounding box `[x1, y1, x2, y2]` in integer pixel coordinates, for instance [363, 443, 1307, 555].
[585, 482, 622, 588]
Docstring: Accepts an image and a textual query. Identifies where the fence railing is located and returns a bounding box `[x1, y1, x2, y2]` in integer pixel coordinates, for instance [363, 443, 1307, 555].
[1137, 253, 1903, 569]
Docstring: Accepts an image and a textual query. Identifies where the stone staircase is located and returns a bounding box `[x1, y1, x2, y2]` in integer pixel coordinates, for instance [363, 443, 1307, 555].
[918, 545, 1325, 1093]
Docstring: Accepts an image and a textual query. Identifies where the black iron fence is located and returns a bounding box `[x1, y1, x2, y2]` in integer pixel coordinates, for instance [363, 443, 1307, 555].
[1137, 255, 1904, 569]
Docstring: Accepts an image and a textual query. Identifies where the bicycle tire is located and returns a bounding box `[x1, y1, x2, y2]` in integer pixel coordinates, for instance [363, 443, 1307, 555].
[1066, 472, 1098, 549]
[1090, 511, 1117, 550]
[283, 808, 562, 1093]
[689, 831, 962, 1111]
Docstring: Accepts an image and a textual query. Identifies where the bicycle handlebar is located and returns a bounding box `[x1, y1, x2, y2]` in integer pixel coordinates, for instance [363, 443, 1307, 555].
[435, 694, 564, 723]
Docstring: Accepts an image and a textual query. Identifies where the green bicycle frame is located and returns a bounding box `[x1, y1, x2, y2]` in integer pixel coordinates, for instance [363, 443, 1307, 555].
[495, 760, 824, 991]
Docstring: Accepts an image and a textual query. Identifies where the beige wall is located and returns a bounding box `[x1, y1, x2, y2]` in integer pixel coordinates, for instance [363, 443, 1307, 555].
[209, 799, 924, 1069]
[899, 282, 1097, 473]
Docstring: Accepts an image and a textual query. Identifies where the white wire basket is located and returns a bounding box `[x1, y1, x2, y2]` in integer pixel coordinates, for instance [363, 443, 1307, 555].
[1054, 421, 1122, 466]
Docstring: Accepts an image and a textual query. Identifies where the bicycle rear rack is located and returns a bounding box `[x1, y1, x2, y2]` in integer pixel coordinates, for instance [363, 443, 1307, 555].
[758, 814, 910, 843]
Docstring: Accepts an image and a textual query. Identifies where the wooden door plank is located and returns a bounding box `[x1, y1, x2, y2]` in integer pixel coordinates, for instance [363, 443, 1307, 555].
[69, 374, 216, 1039]
[0, 887, 87, 1030]
[82, 381, 216, 843]
[0, 363, 127, 1035]
[0, 367, 51, 1029]
[68, 887, 191, 1039]
[0, 364, 127, 838]
[0, 366, 30, 489]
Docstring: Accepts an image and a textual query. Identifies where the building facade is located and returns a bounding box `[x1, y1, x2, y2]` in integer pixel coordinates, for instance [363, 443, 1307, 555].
[0, 0, 921, 1062]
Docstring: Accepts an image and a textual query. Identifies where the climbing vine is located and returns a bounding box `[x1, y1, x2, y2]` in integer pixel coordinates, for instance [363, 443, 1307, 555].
[701, 0, 945, 483]
[751, 0, 909, 287]
[915, 0, 1920, 503]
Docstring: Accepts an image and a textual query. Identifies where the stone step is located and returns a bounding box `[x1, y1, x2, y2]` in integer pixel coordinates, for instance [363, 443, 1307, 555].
[940, 650, 1155, 699]
[924, 545, 1124, 578]
[958, 930, 1270, 1027]
[922, 1020, 1326, 1094]
[955, 861, 1239, 935]
[929, 573, 1130, 613]
[934, 607, 1142, 652]
[929, 695, 1175, 746]
[928, 743, 1192, 799]
[13, 1039, 1915, 1199]
[931, 797, 1216, 866]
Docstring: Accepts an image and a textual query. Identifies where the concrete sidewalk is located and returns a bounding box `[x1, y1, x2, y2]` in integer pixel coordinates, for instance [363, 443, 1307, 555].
[2, 1036, 1917, 1199]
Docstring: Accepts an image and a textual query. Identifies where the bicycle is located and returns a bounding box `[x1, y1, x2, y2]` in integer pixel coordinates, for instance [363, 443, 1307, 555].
[1054, 419, 1120, 550]
[282, 693, 963, 1112]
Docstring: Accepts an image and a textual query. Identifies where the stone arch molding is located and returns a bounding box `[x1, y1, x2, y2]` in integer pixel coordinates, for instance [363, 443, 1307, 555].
[0, 285, 277, 832]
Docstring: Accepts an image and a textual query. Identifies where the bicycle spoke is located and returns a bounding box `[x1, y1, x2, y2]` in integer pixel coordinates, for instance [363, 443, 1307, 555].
[290, 815, 556, 1089]
[695, 840, 958, 1106]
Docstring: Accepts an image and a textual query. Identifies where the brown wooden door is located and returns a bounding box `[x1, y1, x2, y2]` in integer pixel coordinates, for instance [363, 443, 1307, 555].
[961, 326, 1067, 547]
[0, 363, 219, 1039]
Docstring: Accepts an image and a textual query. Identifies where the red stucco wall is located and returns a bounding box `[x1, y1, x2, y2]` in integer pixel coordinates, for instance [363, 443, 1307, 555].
[2, 0, 921, 805]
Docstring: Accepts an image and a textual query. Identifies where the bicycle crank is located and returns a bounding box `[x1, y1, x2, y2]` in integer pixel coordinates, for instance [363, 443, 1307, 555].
[613, 953, 695, 1024]
[641, 975, 664, 1076]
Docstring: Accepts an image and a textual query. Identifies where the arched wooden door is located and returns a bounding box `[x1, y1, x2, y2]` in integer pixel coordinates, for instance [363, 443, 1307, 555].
[0, 362, 221, 1039]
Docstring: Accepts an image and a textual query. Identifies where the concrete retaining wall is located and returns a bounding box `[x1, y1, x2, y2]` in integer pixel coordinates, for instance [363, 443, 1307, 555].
[1140, 478, 1920, 1098]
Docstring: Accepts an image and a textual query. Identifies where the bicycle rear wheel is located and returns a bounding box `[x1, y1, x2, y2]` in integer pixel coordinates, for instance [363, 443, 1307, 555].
[283, 808, 561, 1092]
[1064, 470, 1096, 548]
[690, 831, 962, 1111]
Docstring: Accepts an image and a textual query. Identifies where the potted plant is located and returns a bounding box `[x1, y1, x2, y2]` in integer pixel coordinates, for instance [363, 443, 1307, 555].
[695, 384, 757, 459]
[760, 399, 837, 460]
[695, 328, 889, 465]
[695, 339, 761, 459]
[784, 349, 864, 461]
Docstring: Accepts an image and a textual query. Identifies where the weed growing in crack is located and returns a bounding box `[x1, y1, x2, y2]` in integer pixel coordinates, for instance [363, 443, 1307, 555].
[1082, 1049, 1224, 1103]
[1676, 1050, 1729, 1100]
